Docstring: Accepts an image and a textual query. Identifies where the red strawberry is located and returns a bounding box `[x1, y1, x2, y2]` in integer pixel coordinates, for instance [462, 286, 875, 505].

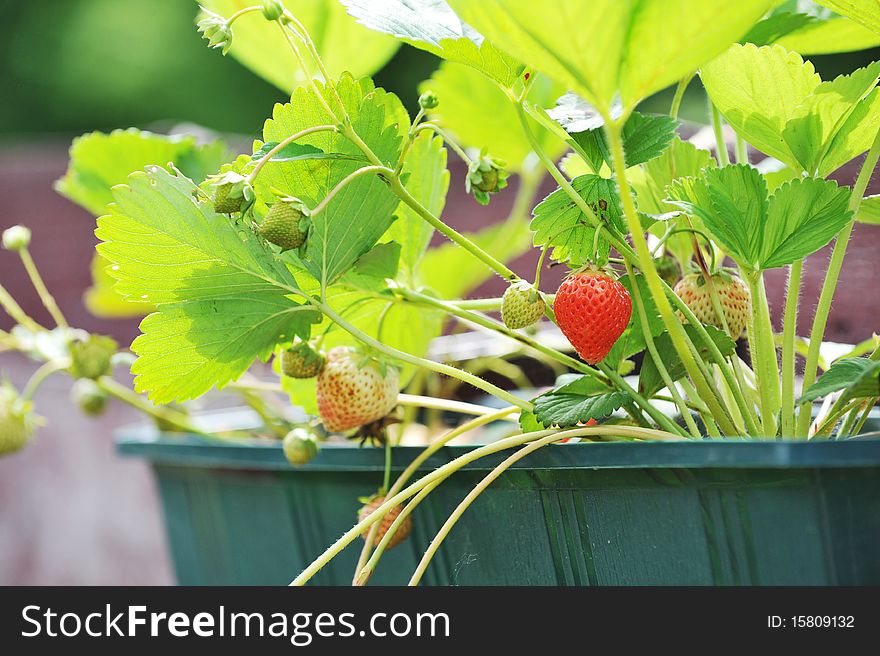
[673, 271, 750, 338]
[316, 347, 399, 432]
[358, 495, 412, 549]
[554, 269, 632, 364]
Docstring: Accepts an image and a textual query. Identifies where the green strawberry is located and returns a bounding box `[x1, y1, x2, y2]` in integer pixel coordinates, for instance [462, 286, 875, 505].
[257, 197, 310, 250]
[654, 254, 681, 288]
[0, 383, 37, 456]
[501, 281, 545, 329]
[68, 334, 117, 380]
[71, 379, 108, 416]
[282, 427, 319, 466]
[206, 171, 254, 214]
[280, 341, 324, 379]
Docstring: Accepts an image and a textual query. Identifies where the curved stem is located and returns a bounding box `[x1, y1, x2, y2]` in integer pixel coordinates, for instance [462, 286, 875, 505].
[0, 283, 43, 332]
[97, 378, 205, 436]
[797, 126, 880, 437]
[669, 74, 694, 120]
[247, 124, 338, 184]
[293, 423, 679, 586]
[21, 361, 64, 401]
[781, 259, 802, 438]
[709, 101, 730, 166]
[317, 301, 532, 411]
[226, 5, 262, 25]
[352, 406, 517, 584]
[414, 123, 473, 165]
[310, 166, 392, 216]
[397, 394, 519, 421]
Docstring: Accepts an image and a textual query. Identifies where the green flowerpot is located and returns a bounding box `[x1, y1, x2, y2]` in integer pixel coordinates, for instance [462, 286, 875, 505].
[118, 421, 880, 586]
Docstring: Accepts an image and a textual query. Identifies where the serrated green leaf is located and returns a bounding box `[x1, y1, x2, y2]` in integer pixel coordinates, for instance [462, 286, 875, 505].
[564, 110, 678, 170]
[743, 11, 817, 46]
[56, 128, 230, 217]
[814, 1, 880, 35]
[340, 241, 401, 291]
[820, 86, 880, 176]
[799, 357, 880, 403]
[449, 0, 772, 111]
[856, 194, 880, 224]
[340, 0, 522, 86]
[384, 132, 449, 285]
[701, 44, 821, 171]
[421, 60, 565, 170]
[762, 177, 852, 269]
[533, 373, 627, 428]
[200, 0, 399, 93]
[257, 75, 404, 289]
[83, 253, 152, 319]
[639, 325, 736, 398]
[667, 166, 852, 270]
[96, 166, 319, 403]
[518, 410, 545, 432]
[530, 174, 624, 267]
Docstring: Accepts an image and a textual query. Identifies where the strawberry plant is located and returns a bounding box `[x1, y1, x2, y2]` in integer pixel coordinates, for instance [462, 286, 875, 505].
[2, 0, 880, 586]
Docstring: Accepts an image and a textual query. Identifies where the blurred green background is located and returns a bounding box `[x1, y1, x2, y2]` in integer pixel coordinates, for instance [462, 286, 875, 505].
[1, 0, 877, 141]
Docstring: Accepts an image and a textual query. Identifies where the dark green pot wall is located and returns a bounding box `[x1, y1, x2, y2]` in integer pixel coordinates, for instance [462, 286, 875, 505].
[117, 433, 880, 586]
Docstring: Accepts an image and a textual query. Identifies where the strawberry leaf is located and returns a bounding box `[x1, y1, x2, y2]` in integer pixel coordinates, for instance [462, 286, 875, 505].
[257, 75, 404, 290]
[814, 1, 880, 35]
[530, 174, 624, 267]
[448, 0, 772, 111]
[565, 111, 678, 169]
[340, 0, 522, 86]
[799, 357, 880, 404]
[856, 194, 880, 224]
[251, 141, 368, 164]
[532, 375, 626, 428]
[639, 325, 735, 398]
[97, 166, 320, 403]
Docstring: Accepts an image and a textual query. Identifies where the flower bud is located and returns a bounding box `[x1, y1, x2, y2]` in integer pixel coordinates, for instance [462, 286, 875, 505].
[2, 225, 31, 252]
[197, 8, 234, 55]
[418, 90, 439, 110]
[261, 0, 285, 21]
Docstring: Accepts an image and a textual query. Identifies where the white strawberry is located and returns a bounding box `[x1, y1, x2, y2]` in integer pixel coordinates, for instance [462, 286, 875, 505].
[316, 347, 399, 432]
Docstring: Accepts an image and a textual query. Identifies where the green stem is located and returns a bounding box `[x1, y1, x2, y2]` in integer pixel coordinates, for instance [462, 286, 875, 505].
[797, 126, 880, 437]
[735, 134, 748, 165]
[604, 118, 738, 435]
[744, 271, 780, 437]
[389, 177, 518, 283]
[709, 102, 730, 166]
[596, 363, 685, 435]
[226, 5, 262, 25]
[246, 124, 338, 184]
[0, 283, 43, 331]
[397, 394, 520, 421]
[237, 388, 287, 438]
[21, 361, 63, 401]
[352, 406, 517, 585]
[292, 423, 679, 586]
[669, 74, 694, 120]
[19, 248, 68, 329]
[310, 165, 392, 216]
[414, 123, 473, 165]
[317, 301, 532, 411]
[781, 260, 802, 438]
[624, 262, 701, 438]
[97, 378, 206, 436]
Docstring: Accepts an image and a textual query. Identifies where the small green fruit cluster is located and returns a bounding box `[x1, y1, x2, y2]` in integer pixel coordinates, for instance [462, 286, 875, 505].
[466, 150, 508, 205]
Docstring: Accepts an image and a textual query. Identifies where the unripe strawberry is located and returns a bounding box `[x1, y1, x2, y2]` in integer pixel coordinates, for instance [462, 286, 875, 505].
[68, 334, 117, 380]
[466, 150, 508, 205]
[71, 379, 108, 416]
[501, 281, 545, 329]
[654, 254, 681, 287]
[279, 341, 324, 379]
[418, 90, 439, 110]
[554, 269, 632, 364]
[0, 384, 36, 456]
[674, 271, 751, 339]
[282, 427, 319, 466]
[316, 347, 399, 432]
[358, 495, 412, 550]
[257, 197, 310, 250]
[206, 171, 254, 214]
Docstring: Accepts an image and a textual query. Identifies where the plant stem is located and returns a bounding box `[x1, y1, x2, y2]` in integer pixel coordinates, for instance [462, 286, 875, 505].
[389, 177, 518, 283]
[316, 301, 532, 411]
[413, 123, 473, 165]
[744, 271, 780, 437]
[781, 259, 802, 438]
[595, 363, 685, 435]
[309, 165, 392, 216]
[624, 263, 701, 438]
[452, 297, 504, 311]
[669, 74, 694, 120]
[397, 394, 519, 421]
[247, 124, 338, 184]
[97, 378, 205, 435]
[21, 361, 63, 401]
[0, 283, 43, 331]
[293, 423, 679, 585]
[352, 406, 517, 584]
[18, 248, 68, 329]
[604, 118, 738, 435]
[226, 5, 262, 25]
[735, 134, 749, 165]
[797, 126, 880, 437]
[709, 102, 730, 166]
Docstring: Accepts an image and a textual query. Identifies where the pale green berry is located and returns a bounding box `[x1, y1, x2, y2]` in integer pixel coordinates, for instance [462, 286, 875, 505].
[71, 379, 109, 417]
[283, 428, 319, 466]
[501, 281, 545, 329]
[2, 225, 31, 251]
[419, 90, 439, 110]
